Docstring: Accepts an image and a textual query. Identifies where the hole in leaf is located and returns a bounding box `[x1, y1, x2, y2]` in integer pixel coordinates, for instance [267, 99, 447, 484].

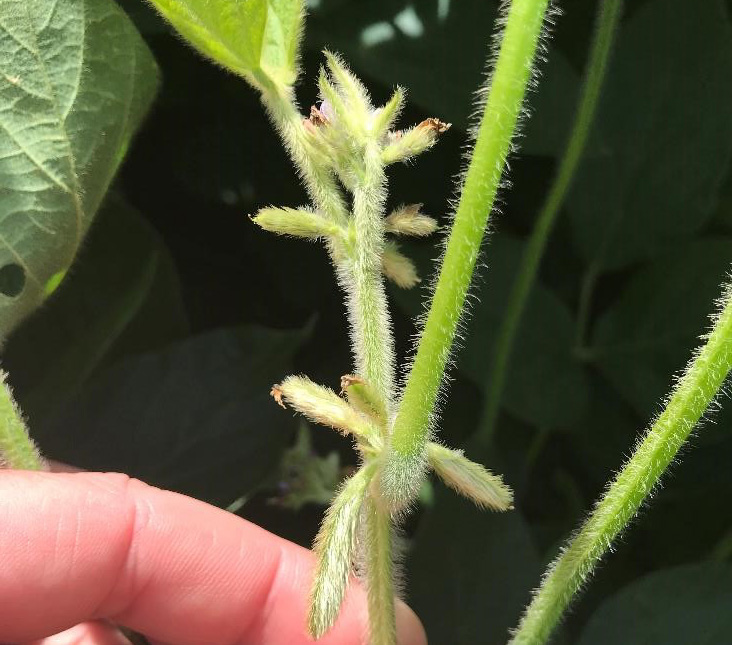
[0, 264, 25, 297]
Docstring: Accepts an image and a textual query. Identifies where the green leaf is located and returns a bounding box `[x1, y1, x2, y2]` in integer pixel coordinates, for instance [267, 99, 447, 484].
[568, 0, 732, 270]
[408, 485, 543, 645]
[711, 165, 732, 233]
[148, 0, 303, 88]
[272, 424, 341, 510]
[3, 196, 189, 423]
[261, 0, 303, 84]
[460, 234, 589, 430]
[24, 326, 308, 505]
[0, 0, 159, 337]
[577, 562, 732, 645]
[590, 238, 732, 420]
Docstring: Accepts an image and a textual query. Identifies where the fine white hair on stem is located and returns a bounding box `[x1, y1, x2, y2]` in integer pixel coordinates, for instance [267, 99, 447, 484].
[509, 272, 732, 645]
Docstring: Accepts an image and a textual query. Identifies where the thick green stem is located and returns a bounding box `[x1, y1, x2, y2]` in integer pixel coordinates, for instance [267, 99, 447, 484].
[509, 279, 732, 645]
[0, 372, 44, 470]
[363, 497, 397, 645]
[477, 0, 623, 445]
[389, 0, 550, 461]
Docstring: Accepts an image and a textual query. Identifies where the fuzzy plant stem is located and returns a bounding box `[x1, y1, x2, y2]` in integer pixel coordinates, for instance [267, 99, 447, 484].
[261, 88, 394, 402]
[261, 87, 349, 225]
[385, 0, 550, 496]
[0, 372, 44, 470]
[363, 497, 397, 645]
[477, 0, 624, 446]
[509, 279, 732, 645]
[348, 143, 395, 404]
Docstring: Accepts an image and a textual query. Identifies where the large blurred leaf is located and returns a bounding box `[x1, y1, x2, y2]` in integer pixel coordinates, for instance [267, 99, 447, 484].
[590, 238, 732, 420]
[148, 0, 303, 87]
[461, 235, 588, 430]
[30, 326, 307, 505]
[577, 562, 732, 645]
[635, 439, 732, 567]
[568, 0, 732, 271]
[408, 485, 542, 645]
[3, 196, 189, 424]
[309, 0, 494, 130]
[0, 0, 159, 336]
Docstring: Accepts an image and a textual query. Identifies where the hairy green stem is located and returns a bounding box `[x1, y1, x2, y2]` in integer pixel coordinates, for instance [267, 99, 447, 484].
[262, 89, 394, 403]
[263, 83, 398, 637]
[0, 372, 44, 470]
[261, 88, 348, 224]
[389, 0, 550, 461]
[363, 498, 397, 645]
[477, 0, 623, 445]
[509, 279, 732, 645]
[348, 143, 394, 405]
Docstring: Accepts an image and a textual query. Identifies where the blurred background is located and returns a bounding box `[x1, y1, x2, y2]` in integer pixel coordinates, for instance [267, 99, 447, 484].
[5, 0, 732, 642]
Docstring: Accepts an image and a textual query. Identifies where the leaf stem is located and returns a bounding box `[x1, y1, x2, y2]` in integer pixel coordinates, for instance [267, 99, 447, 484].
[389, 0, 550, 461]
[363, 497, 397, 645]
[508, 277, 732, 645]
[476, 0, 623, 445]
[0, 372, 44, 470]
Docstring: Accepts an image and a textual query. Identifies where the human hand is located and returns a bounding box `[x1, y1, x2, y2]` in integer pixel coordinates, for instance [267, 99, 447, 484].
[0, 471, 426, 645]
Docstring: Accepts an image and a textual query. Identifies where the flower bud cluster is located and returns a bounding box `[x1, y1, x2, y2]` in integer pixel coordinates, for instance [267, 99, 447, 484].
[251, 51, 447, 290]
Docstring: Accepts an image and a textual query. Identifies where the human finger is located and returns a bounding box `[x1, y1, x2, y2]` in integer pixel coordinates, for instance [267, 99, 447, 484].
[27, 621, 132, 645]
[0, 471, 426, 645]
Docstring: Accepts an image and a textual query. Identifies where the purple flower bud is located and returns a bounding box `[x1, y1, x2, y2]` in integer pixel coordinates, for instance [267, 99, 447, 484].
[318, 99, 335, 122]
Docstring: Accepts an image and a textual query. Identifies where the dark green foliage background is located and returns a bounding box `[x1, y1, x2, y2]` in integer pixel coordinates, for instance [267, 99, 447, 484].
[5, 0, 732, 642]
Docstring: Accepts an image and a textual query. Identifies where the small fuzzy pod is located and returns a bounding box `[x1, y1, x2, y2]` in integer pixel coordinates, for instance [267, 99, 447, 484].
[381, 118, 451, 165]
[385, 204, 439, 237]
[382, 243, 421, 289]
[318, 67, 362, 142]
[323, 50, 372, 121]
[370, 87, 405, 138]
[274, 375, 377, 442]
[341, 374, 388, 428]
[251, 206, 341, 240]
[427, 442, 513, 511]
[308, 464, 374, 638]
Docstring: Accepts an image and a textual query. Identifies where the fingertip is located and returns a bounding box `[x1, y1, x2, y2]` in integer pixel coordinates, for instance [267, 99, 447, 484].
[28, 622, 132, 645]
[396, 600, 427, 645]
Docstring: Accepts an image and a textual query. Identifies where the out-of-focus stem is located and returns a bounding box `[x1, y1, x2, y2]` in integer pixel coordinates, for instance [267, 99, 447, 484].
[477, 0, 624, 445]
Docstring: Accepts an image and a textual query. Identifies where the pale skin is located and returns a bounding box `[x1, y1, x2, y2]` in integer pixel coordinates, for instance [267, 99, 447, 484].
[0, 471, 426, 645]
